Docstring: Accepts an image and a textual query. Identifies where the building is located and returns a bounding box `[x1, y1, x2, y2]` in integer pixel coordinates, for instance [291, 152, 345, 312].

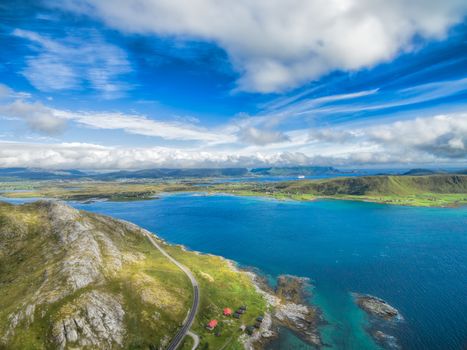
[206, 319, 218, 331]
[223, 308, 233, 316]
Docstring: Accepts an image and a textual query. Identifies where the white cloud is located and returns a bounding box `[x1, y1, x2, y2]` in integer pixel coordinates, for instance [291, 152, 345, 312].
[238, 127, 289, 146]
[0, 99, 67, 135]
[13, 29, 131, 98]
[368, 114, 467, 158]
[0, 113, 465, 169]
[54, 0, 467, 93]
[62, 111, 234, 143]
[0, 141, 315, 169]
[0, 96, 234, 143]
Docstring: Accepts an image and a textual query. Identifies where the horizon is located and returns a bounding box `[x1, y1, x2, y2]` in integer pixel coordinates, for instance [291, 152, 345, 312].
[1, 1, 466, 169]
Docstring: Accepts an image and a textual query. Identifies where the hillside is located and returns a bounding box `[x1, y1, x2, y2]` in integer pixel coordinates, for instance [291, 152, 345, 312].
[0, 201, 267, 350]
[213, 175, 467, 207]
[278, 174, 467, 196]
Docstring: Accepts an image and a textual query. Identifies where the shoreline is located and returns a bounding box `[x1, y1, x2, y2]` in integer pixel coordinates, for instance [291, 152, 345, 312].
[2, 190, 466, 208]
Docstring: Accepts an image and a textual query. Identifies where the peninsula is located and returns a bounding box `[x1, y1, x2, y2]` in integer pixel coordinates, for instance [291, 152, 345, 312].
[0, 201, 321, 349]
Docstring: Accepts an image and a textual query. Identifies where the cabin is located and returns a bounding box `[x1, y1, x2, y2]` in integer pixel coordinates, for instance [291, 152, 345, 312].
[223, 308, 233, 316]
[206, 319, 218, 331]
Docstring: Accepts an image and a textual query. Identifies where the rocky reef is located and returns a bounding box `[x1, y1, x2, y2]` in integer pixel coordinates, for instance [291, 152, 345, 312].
[244, 273, 323, 349]
[354, 294, 401, 321]
[353, 293, 403, 349]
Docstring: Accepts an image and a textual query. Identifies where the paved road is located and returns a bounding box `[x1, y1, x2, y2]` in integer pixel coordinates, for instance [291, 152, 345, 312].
[144, 231, 200, 350]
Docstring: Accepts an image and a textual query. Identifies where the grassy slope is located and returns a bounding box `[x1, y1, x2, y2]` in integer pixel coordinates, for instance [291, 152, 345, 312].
[212, 175, 467, 207]
[0, 202, 266, 349]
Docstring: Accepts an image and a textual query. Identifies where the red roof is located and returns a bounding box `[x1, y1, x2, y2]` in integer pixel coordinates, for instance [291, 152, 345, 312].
[223, 308, 233, 315]
[207, 320, 218, 328]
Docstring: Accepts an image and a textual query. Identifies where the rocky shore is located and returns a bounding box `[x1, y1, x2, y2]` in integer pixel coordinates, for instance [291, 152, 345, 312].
[243, 272, 323, 349]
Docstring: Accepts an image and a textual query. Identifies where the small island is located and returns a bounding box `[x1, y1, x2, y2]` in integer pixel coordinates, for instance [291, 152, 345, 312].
[354, 294, 401, 321]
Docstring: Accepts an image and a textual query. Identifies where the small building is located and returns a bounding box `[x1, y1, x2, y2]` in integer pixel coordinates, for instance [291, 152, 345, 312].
[206, 319, 218, 331]
[223, 308, 233, 316]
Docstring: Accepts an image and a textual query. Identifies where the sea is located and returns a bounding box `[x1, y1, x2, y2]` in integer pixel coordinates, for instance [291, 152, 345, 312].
[4, 194, 467, 349]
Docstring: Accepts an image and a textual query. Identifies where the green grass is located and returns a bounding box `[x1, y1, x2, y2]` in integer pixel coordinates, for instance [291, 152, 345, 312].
[165, 245, 267, 349]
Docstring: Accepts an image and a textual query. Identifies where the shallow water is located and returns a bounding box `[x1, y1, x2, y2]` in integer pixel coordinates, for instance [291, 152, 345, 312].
[6, 194, 467, 349]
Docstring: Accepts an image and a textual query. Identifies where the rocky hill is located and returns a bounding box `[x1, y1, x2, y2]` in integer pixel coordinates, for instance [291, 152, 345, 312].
[0, 201, 267, 349]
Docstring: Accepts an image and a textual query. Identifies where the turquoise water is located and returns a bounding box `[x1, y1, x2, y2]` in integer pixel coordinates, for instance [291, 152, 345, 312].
[7, 195, 467, 349]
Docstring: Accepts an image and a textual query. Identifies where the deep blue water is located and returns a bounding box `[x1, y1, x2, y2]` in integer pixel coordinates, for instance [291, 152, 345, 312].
[5, 195, 467, 349]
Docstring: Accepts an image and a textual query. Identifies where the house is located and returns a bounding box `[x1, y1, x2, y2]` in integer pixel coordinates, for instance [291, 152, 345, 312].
[223, 308, 233, 316]
[206, 319, 218, 331]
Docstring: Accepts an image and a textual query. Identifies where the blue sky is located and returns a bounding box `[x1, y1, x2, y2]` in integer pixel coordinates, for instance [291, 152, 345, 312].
[0, 0, 466, 169]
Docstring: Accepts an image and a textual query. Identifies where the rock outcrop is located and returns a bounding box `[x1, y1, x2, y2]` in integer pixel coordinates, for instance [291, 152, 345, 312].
[354, 294, 401, 321]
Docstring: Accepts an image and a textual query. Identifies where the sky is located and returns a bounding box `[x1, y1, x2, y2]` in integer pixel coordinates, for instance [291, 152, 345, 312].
[0, 0, 466, 170]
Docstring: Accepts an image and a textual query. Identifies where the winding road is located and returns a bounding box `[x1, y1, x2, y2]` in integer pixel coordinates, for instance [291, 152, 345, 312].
[144, 231, 200, 350]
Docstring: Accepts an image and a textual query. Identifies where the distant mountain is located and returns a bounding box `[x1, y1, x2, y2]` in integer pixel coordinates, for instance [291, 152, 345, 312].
[250, 166, 343, 176]
[0, 168, 88, 180]
[95, 167, 249, 180]
[402, 168, 441, 176]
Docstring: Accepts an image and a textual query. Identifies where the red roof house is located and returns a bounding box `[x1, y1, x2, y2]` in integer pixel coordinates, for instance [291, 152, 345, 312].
[206, 319, 218, 330]
[223, 308, 233, 316]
